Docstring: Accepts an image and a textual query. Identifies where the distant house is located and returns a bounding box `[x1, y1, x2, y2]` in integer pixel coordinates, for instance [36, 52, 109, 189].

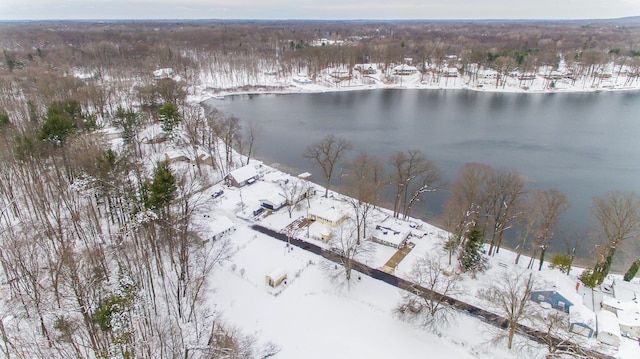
[393, 64, 418, 75]
[596, 310, 621, 347]
[569, 305, 596, 338]
[206, 216, 235, 242]
[443, 67, 459, 77]
[226, 165, 259, 187]
[477, 68, 498, 79]
[308, 204, 348, 227]
[293, 75, 312, 84]
[530, 290, 573, 313]
[355, 64, 377, 75]
[153, 68, 173, 80]
[265, 268, 287, 288]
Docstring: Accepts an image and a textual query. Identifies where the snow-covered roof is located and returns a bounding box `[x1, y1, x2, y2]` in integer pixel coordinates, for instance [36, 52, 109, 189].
[153, 68, 173, 78]
[207, 216, 235, 236]
[617, 300, 640, 328]
[267, 267, 287, 280]
[373, 219, 412, 247]
[259, 192, 286, 208]
[309, 202, 348, 223]
[393, 64, 417, 72]
[228, 165, 258, 184]
[569, 304, 596, 326]
[613, 279, 640, 302]
[597, 310, 621, 337]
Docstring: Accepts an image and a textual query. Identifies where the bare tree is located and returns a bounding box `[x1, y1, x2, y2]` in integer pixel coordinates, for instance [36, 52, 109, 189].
[396, 253, 463, 329]
[592, 191, 640, 280]
[442, 162, 492, 259]
[532, 189, 569, 271]
[478, 270, 537, 350]
[484, 169, 527, 256]
[279, 178, 308, 219]
[324, 218, 374, 285]
[388, 149, 444, 220]
[344, 152, 385, 244]
[303, 133, 352, 198]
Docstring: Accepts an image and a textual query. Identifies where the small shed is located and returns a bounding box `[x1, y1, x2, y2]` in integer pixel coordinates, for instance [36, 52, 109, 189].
[226, 165, 259, 187]
[530, 290, 573, 313]
[596, 310, 621, 347]
[265, 268, 287, 288]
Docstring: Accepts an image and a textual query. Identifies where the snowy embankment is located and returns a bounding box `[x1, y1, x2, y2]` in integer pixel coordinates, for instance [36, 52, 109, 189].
[189, 61, 640, 104]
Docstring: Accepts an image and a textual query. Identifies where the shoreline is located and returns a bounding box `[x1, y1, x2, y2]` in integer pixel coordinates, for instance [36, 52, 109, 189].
[193, 78, 640, 103]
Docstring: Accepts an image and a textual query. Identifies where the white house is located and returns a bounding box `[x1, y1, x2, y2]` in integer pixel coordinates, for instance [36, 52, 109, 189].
[393, 64, 418, 75]
[612, 279, 640, 302]
[477, 68, 498, 79]
[226, 165, 259, 187]
[259, 192, 287, 211]
[355, 63, 377, 75]
[153, 68, 173, 80]
[308, 202, 349, 227]
[596, 310, 621, 347]
[206, 216, 235, 242]
[371, 221, 411, 249]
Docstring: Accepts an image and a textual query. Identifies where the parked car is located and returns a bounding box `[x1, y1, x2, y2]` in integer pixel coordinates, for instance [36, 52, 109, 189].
[253, 207, 264, 216]
[211, 190, 224, 198]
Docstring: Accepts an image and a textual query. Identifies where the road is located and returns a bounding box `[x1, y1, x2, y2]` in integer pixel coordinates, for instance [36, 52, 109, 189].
[251, 224, 613, 359]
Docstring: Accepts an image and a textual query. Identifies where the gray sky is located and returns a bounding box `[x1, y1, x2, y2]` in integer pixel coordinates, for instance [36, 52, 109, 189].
[1, 0, 639, 21]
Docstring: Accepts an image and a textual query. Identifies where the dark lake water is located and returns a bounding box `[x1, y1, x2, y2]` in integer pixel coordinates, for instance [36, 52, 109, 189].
[207, 89, 640, 263]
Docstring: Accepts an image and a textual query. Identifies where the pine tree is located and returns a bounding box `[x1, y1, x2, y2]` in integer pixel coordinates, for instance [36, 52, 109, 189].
[158, 102, 181, 137]
[624, 259, 640, 282]
[147, 161, 177, 211]
[459, 225, 485, 272]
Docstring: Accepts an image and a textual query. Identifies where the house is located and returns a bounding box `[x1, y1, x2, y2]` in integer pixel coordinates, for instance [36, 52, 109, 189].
[355, 64, 377, 75]
[612, 279, 640, 302]
[569, 305, 596, 338]
[477, 68, 498, 79]
[259, 192, 287, 211]
[530, 290, 573, 313]
[596, 310, 621, 347]
[443, 67, 459, 77]
[265, 268, 287, 288]
[153, 68, 173, 80]
[371, 224, 411, 249]
[618, 300, 640, 338]
[393, 64, 418, 75]
[206, 216, 235, 242]
[226, 165, 259, 187]
[293, 75, 312, 84]
[308, 203, 349, 227]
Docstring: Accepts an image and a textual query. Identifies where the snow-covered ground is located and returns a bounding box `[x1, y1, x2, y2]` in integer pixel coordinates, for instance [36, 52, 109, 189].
[192, 163, 638, 359]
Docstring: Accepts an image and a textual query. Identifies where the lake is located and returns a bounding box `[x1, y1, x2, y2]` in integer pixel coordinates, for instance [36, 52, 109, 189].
[207, 89, 640, 264]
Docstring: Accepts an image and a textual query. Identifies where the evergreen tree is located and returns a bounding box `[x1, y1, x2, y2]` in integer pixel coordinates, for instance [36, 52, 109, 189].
[147, 161, 177, 211]
[459, 225, 485, 272]
[0, 108, 9, 128]
[39, 99, 84, 143]
[157, 102, 181, 137]
[624, 259, 640, 282]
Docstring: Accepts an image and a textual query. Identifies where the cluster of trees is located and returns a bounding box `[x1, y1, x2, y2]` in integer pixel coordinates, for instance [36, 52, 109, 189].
[0, 87, 267, 357]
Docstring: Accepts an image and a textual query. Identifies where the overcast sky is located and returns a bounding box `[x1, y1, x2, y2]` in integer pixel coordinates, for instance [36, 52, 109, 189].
[1, 0, 639, 21]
